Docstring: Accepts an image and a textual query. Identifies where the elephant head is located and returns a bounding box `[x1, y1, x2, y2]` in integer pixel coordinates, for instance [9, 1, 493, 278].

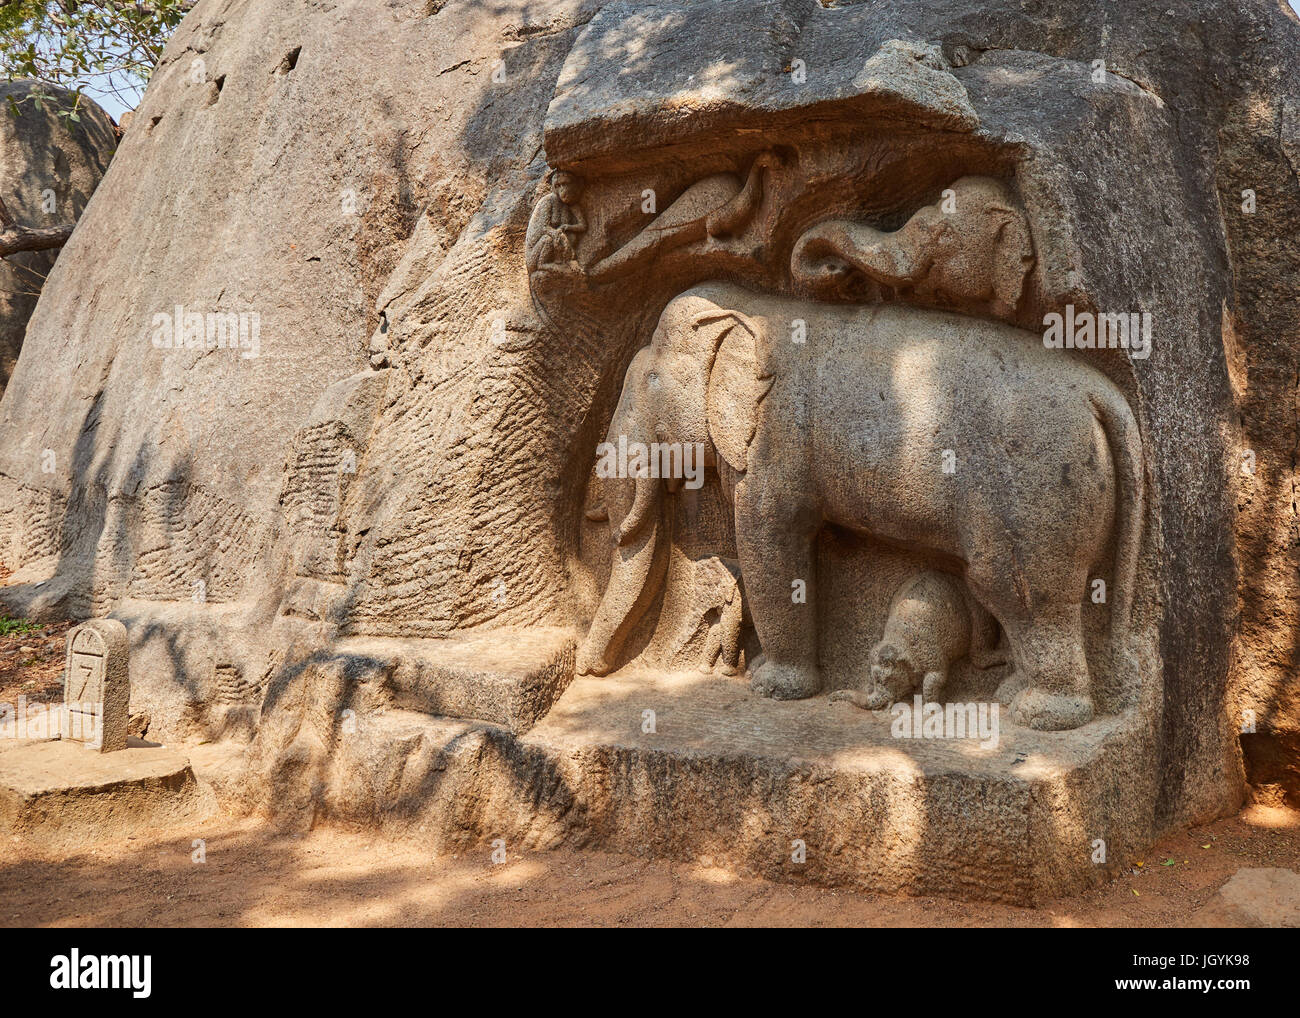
[791, 175, 1035, 321]
[576, 288, 774, 676]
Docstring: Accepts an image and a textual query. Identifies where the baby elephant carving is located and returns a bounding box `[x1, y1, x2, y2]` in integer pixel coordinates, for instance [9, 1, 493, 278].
[660, 555, 750, 675]
[792, 176, 1034, 322]
[831, 571, 1003, 710]
[697, 558, 748, 675]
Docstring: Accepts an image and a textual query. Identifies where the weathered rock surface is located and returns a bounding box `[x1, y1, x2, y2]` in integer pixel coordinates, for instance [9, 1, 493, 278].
[1189, 867, 1300, 928]
[0, 0, 1298, 900]
[0, 81, 116, 397]
[0, 739, 204, 849]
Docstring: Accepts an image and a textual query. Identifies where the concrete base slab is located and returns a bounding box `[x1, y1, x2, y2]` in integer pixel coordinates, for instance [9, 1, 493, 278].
[0, 739, 206, 847]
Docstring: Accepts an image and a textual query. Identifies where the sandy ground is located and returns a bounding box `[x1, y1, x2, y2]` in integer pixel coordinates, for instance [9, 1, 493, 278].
[1, 802, 1296, 927]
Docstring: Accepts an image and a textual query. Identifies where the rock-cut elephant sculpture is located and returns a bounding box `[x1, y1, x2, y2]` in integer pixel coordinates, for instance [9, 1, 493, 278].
[577, 280, 1144, 731]
[791, 176, 1035, 322]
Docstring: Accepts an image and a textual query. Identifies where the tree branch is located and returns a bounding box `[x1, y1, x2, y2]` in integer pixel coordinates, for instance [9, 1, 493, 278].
[0, 222, 75, 258]
[103, 2, 198, 14]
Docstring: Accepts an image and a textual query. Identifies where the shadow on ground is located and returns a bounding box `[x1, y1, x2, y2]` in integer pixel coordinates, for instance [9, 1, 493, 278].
[1, 804, 1296, 928]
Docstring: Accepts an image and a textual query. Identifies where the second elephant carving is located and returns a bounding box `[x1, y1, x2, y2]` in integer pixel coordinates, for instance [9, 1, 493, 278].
[792, 176, 1034, 321]
[578, 281, 1144, 731]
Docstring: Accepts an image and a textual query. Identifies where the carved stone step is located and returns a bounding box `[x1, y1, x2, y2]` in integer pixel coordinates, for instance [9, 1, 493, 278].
[0, 740, 206, 850]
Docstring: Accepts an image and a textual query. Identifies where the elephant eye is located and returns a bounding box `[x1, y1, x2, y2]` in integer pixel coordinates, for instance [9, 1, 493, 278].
[647, 371, 660, 385]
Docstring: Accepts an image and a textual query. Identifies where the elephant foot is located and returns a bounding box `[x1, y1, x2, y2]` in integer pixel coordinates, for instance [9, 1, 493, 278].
[994, 671, 1028, 705]
[575, 645, 613, 677]
[719, 661, 739, 676]
[751, 660, 821, 700]
[921, 670, 945, 704]
[1010, 688, 1094, 731]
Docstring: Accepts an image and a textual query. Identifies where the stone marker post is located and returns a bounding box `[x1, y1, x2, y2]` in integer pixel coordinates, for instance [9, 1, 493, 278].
[63, 619, 129, 752]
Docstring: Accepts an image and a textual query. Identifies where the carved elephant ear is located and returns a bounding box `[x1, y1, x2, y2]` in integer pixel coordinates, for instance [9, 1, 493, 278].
[693, 310, 773, 474]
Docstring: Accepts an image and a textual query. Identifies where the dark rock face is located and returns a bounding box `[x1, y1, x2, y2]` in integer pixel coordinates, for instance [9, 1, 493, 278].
[0, 0, 1297, 899]
[0, 81, 116, 396]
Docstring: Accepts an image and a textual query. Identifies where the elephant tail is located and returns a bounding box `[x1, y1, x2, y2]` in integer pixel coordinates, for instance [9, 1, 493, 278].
[1090, 387, 1144, 664]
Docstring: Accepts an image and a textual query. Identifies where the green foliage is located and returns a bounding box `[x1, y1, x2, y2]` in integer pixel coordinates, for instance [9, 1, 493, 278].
[0, 613, 41, 637]
[0, 1, 192, 117]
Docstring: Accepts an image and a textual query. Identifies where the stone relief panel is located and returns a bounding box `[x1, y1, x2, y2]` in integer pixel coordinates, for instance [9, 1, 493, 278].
[0, 0, 1270, 904]
[574, 277, 1143, 731]
[317, 34, 1074, 652]
[35, 11, 1159, 756]
[524, 38, 1150, 734]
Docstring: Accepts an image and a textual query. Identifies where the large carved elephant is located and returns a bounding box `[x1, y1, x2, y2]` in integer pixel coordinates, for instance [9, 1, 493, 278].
[578, 280, 1144, 732]
[791, 176, 1034, 321]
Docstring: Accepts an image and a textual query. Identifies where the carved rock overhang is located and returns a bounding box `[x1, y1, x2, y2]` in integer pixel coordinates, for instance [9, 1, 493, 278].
[535, 3, 1196, 409]
[536, 12, 1056, 331]
[545, 1, 984, 164]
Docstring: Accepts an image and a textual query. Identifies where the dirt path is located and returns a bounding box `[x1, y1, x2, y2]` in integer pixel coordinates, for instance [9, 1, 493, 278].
[2, 802, 1296, 927]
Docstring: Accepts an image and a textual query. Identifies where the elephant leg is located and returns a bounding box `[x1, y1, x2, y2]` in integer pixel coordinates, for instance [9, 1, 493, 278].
[718, 596, 744, 675]
[700, 621, 723, 673]
[1008, 603, 1093, 730]
[734, 481, 821, 700]
[967, 535, 1094, 730]
[988, 602, 1093, 731]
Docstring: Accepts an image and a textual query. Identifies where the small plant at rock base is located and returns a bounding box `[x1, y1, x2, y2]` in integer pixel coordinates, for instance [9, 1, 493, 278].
[0, 613, 41, 637]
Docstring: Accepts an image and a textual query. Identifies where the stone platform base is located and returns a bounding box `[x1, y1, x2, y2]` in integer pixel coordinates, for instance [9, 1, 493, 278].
[333, 626, 576, 733]
[220, 668, 1171, 905]
[0, 739, 207, 847]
